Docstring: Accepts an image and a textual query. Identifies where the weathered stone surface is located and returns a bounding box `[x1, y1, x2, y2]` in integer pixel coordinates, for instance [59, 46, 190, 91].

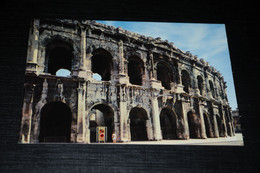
[19, 19, 235, 144]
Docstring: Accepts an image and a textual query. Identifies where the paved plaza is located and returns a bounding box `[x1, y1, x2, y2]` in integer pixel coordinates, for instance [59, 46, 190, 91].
[99, 133, 244, 146]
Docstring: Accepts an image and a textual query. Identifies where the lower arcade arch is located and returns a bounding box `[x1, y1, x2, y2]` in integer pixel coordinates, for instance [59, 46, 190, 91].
[89, 104, 114, 142]
[39, 102, 72, 143]
[160, 108, 177, 139]
[187, 111, 201, 139]
[129, 107, 148, 141]
[203, 113, 214, 138]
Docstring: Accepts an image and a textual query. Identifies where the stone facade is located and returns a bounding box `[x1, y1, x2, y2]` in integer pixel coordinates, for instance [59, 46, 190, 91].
[19, 19, 235, 144]
[232, 109, 241, 133]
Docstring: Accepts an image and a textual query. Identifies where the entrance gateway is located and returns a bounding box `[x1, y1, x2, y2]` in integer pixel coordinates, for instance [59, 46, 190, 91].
[39, 102, 72, 143]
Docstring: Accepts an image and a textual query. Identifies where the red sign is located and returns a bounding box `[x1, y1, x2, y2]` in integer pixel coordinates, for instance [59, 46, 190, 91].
[96, 126, 107, 142]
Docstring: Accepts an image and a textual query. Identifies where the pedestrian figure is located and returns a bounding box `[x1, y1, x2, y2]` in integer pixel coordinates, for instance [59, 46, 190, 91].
[112, 131, 117, 143]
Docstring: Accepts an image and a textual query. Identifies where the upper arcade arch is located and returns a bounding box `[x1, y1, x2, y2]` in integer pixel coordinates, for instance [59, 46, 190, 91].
[128, 55, 144, 85]
[156, 61, 174, 90]
[181, 70, 191, 93]
[45, 38, 74, 75]
[91, 48, 113, 81]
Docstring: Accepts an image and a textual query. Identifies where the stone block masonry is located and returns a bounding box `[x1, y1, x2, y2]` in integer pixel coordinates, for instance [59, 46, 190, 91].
[19, 19, 235, 144]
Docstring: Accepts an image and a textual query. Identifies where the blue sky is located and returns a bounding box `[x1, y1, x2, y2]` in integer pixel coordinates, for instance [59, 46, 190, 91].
[96, 20, 238, 110]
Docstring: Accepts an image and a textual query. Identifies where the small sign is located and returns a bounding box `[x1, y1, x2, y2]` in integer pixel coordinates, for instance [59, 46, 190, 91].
[96, 126, 107, 143]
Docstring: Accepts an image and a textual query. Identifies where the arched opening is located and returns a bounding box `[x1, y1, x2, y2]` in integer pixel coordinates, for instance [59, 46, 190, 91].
[89, 104, 114, 142]
[39, 102, 72, 143]
[91, 48, 113, 81]
[157, 62, 173, 90]
[203, 113, 214, 138]
[187, 111, 201, 138]
[209, 80, 215, 98]
[128, 56, 144, 85]
[46, 39, 73, 75]
[197, 75, 204, 95]
[160, 108, 177, 139]
[181, 70, 191, 93]
[129, 107, 148, 141]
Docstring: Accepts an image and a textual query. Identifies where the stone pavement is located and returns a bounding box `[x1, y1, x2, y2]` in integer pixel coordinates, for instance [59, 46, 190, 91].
[101, 133, 244, 146]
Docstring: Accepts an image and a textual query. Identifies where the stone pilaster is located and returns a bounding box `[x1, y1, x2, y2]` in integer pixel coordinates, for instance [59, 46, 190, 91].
[149, 51, 155, 79]
[213, 114, 219, 138]
[118, 40, 124, 75]
[85, 29, 93, 80]
[119, 101, 128, 142]
[221, 105, 228, 137]
[20, 83, 35, 143]
[77, 28, 87, 78]
[37, 46, 46, 74]
[118, 85, 129, 142]
[151, 91, 162, 140]
[228, 107, 236, 136]
[26, 19, 40, 73]
[118, 40, 129, 84]
[198, 101, 207, 139]
[31, 78, 48, 143]
[146, 116, 154, 141]
[77, 81, 86, 143]
[180, 100, 190, 139]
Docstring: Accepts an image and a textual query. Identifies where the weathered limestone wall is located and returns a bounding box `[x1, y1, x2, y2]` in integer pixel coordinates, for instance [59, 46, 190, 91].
[19, 19, 235, 144]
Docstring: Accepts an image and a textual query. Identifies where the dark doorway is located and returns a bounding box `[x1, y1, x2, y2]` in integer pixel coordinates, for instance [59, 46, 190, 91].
[129, 107, 148, 141]
[203, 113, 214, 138]
[90, 104, 114, 142]
[91, 49, 113, 81]
[160, 108, 177, 139]
[187, 111, 201, 138]
[39, 102, 72, 143]
[128, 56, 144, 85]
